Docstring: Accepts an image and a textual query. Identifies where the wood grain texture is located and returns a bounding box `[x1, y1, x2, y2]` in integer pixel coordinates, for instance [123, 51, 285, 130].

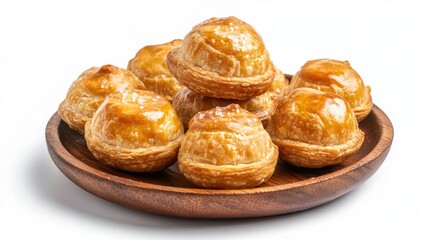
[45, 97, 393, 218]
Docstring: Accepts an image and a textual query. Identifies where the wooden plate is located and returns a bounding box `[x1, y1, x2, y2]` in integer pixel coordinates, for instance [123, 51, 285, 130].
[45, 105, 393, 218]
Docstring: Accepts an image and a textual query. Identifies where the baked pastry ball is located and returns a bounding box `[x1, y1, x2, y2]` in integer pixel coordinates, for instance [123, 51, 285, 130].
[127, 39, 183, 102]
[266, 88, 364, 168]
[178, 104, 278, 189]
[172, 87, 276, 128]
[268, 65, 289, 100]
[85, 90, 184, 172]
[58, 64, 145, 134]
[289, 59, 372, 122]
[167, 16, 275, 100]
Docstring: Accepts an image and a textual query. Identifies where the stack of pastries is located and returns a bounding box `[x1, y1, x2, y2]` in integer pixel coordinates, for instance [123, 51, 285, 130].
[58, 16, 372, 189]
[167, 17, 288, 128]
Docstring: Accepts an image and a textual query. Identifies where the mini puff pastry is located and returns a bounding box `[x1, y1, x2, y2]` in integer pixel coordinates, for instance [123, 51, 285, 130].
[290, 59, 372, 121]
[85, 90, 184, 172]
[58, 64, 145, 134]
[266, 88, 364, 168]
[127, 39, 183, 102]
[172, 87, 276, 128]
[268, 65, 289, 100]
[167, 16, 275, 100]
[178, 104, 278, 189]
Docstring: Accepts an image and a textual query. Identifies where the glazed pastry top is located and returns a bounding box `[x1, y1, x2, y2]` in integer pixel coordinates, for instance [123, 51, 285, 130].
[269, 88, 358, 146]
[58, 64, 145, 133]
[127, 39, 183, 101]
[290, 59, 369, 109]
[73, 65, 144, 96]
[179, 16, 271, 77]
[128, 39, 182, 80]
[90, 90, 183, 149]
[189, 104, 260, 134]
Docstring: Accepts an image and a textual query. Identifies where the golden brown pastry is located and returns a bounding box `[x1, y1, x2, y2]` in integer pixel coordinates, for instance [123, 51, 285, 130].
[127, 39, 183, 102]
[266, 88, 364, 168]
[289, 59, 372, 121]
[167, 16, 275, 100]
[178, 104, 278, 189]
[268, 65, 289, 100]
[85, 90, 184, 172]
[172, 87, 276, 128]
[58, 64, 145, 134]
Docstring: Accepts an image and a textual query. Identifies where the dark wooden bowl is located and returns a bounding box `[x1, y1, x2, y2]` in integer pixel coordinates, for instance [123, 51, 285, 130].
[45, 105, 393, 218]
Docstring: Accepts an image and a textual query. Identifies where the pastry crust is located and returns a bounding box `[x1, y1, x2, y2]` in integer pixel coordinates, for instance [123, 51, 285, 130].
[167, 16, 275, 100]
[268, 65, 289, 100]
[58, 64, 145, 134]
[85, 90, 184, 172]
[172, 87, 276, 128]
[266, 88, 364, 168]
[178, 104, 278, 189]
[127, 39, 183, 102]
[289, 59, 372, 122]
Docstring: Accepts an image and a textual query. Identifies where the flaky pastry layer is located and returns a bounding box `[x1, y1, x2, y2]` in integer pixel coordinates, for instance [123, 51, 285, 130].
[172, 87, 276, 128]
[86, 123, 183, 172]
[272, 129, 364, 168]
[179, 145, 278, 189]
[167, 49, 274, 100]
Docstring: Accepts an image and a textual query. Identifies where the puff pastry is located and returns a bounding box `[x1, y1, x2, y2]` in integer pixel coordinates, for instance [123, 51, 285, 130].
[268, 65, 289, 100]
[85, 90, 184, 172]
[167, 16, 275, 100]
[289, 59, 372, 121]
[127, 39, 183, 101]
[178, 104, 278, 188]
[172, 87, 276, 128]
[266, 88, 364, 168]
[58, 64, 145, 134]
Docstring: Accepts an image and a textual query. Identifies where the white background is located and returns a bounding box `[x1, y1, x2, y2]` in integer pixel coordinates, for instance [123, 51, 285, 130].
[1, 0, 428, 239]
